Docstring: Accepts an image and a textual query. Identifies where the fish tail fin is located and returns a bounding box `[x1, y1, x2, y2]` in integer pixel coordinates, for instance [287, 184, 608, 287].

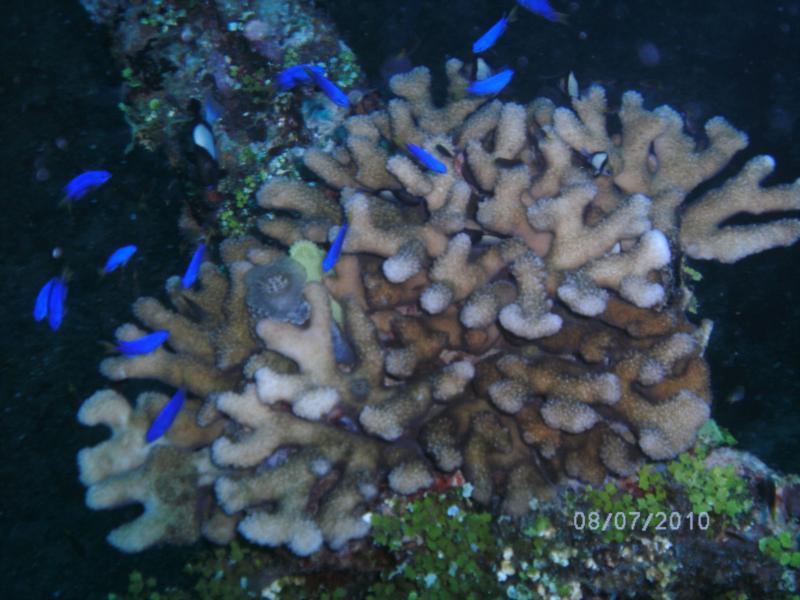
[98, 340, 117, 354]
[553, 10, 570, 25]
[508, 5, 519, 23]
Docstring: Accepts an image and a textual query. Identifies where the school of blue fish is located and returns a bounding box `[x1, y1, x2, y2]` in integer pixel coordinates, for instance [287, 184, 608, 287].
[38, 169, 208, 441]
[40, 0, 563, 443]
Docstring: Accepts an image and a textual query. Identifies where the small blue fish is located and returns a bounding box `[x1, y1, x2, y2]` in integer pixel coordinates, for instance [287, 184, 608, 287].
[63, 170, 111, 202]
[406, 143, 448, 174]
[517, 0, 566, 23]
[34, 278, 56, 321]
[117, 330, 170, 356]
[322, 223, 348, 272]
[467, 68, 515, 96]
[146, 388, 185, 443]
[103, 245, 137, 273]
[304, 67, 350, 108]
[182, 243, 205, 288]
[276, 64, 326, 91]
[473, 14, 510, 53]
[47, 277, 68, 331]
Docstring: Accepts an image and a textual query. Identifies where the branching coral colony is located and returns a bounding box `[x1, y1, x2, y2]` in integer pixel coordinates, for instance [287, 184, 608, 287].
[77, 60, 800, 556]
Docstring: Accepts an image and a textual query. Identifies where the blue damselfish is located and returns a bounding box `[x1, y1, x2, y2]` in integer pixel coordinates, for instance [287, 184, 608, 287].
[63, 170, 111, 202]
[276, 64, 326, 91]
[322, 223, 348, 272]
[467, 68, 514, 96]
[47, 277, 67, 331]
[34, 276, 67, 330]
[473, 14, 510, 53]
[406, 143, 448, 174]
[182, 243, 205, 288]
[117, 330, 170, 356]
[305, 67, 350, 108]
[146, 388, 186, 443]
[103, 245, 137, 273]
[517, 0, 565, 23]
[34, 278, 56, 322]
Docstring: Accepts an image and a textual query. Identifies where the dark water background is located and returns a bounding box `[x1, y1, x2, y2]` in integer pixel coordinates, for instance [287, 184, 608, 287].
[0, 0, 798, 597]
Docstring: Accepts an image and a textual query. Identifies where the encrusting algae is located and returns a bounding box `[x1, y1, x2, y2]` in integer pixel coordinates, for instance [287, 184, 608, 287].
[77, 60, 800, 558]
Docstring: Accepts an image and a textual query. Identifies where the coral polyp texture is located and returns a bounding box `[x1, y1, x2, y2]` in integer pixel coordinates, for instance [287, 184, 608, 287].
[77, 61, 800, 556]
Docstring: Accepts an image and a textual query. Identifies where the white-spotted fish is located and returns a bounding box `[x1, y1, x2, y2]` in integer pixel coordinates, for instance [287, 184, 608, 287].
[566, 71, 579, 99]
[192, 123, 217, 160]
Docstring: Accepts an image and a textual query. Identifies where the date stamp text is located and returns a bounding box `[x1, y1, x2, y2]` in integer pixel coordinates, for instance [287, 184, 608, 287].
[572, 511, 710, 532]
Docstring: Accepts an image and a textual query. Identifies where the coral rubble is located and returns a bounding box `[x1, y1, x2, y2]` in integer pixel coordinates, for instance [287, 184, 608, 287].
[78, 61, 800, 556]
